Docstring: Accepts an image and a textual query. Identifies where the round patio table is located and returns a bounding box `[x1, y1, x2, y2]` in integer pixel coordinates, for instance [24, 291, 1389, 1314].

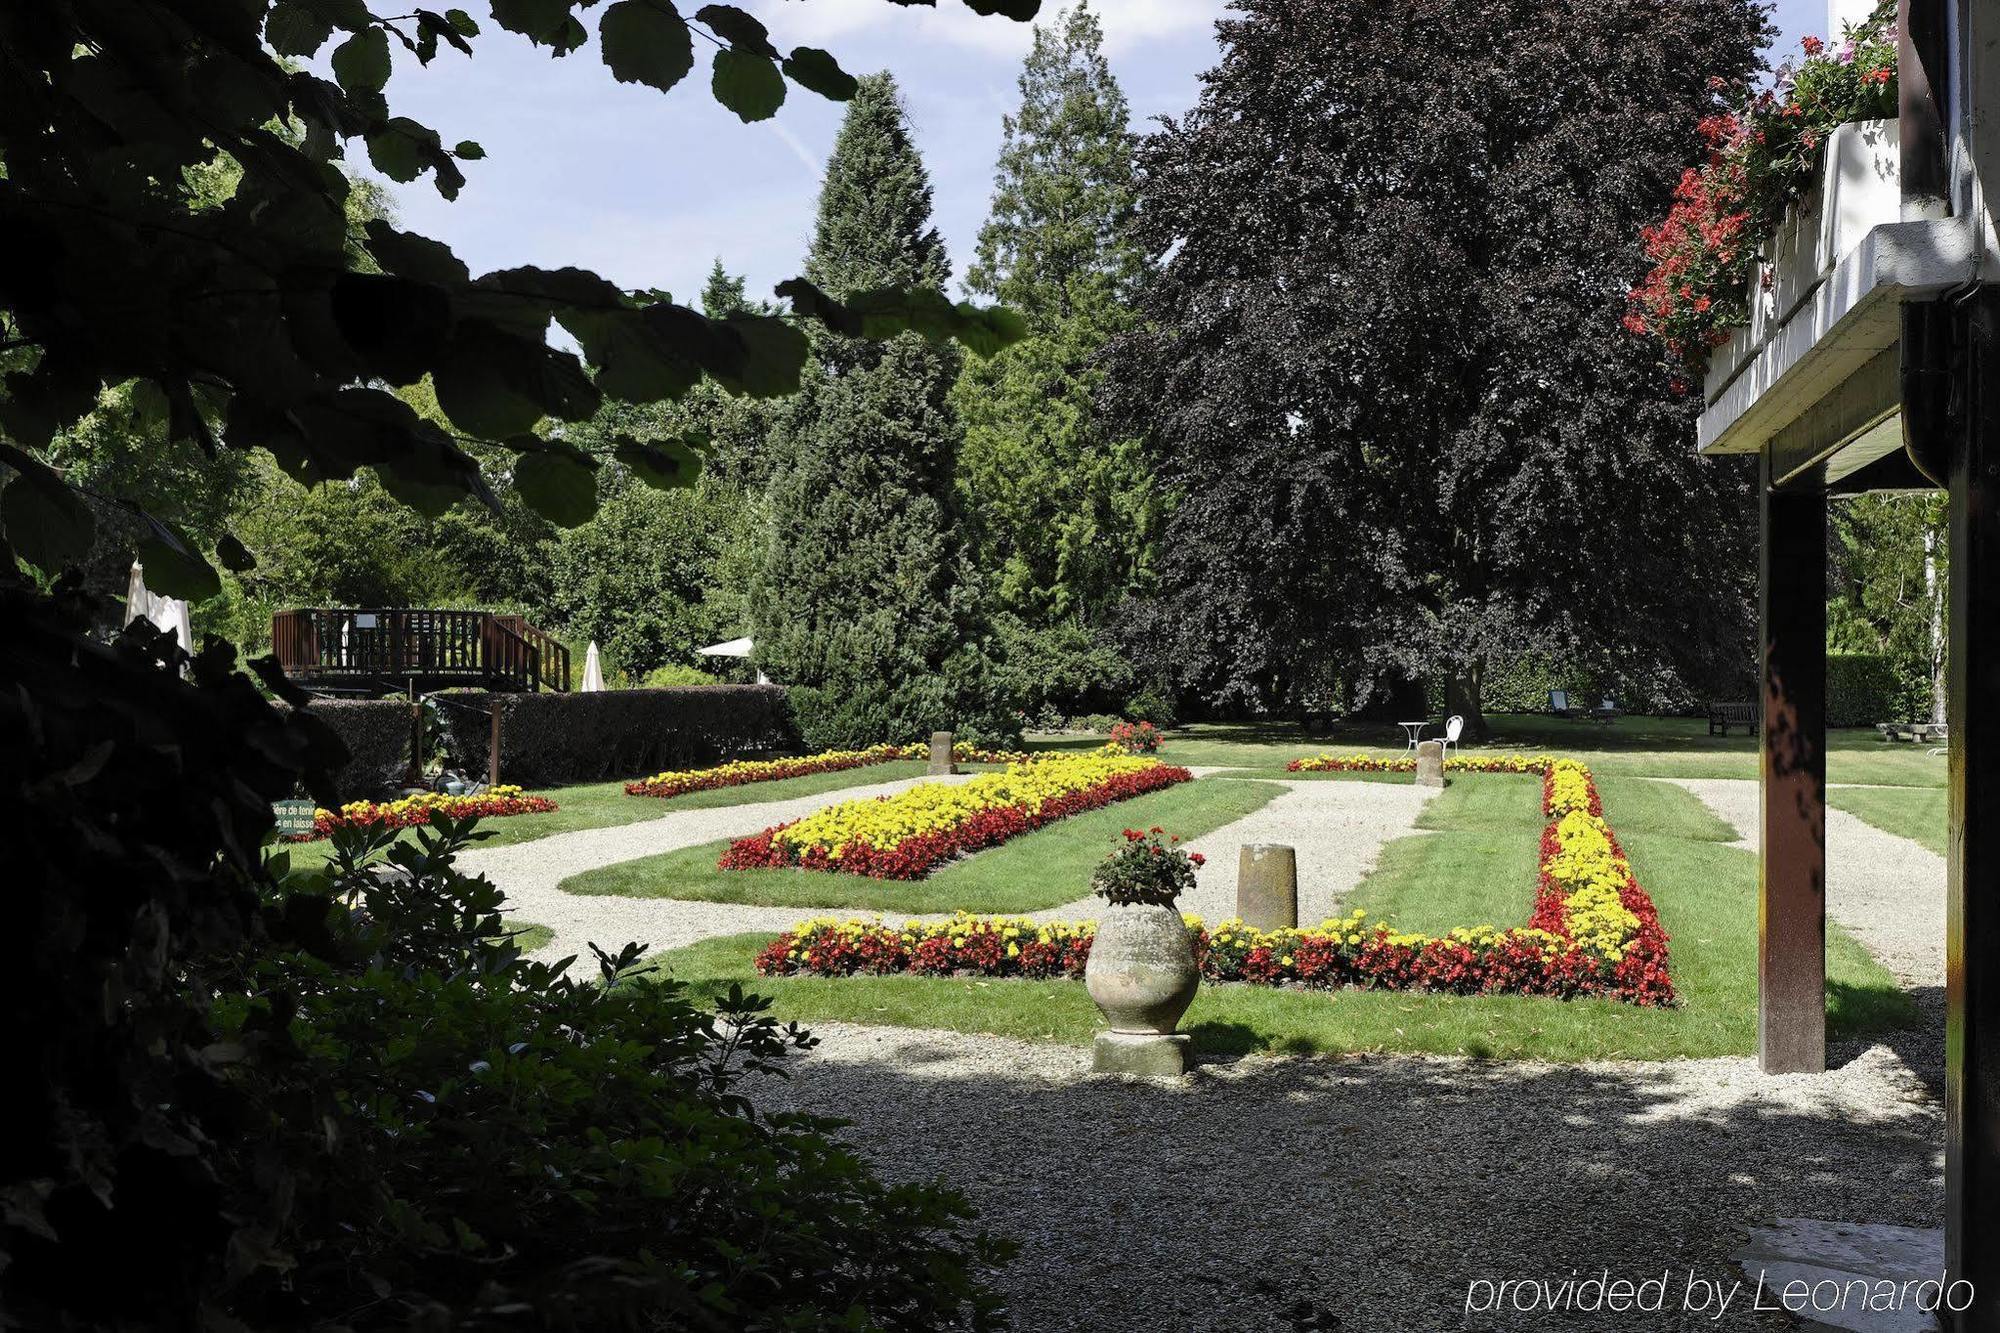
[1398, 720, 1428, 750]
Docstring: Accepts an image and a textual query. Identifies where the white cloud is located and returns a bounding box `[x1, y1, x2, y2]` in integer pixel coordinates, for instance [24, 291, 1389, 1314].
[751, 0, 1227, 59]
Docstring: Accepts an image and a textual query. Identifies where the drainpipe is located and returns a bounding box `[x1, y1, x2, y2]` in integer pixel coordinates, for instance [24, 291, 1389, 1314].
[1901, 0, 1956, 485]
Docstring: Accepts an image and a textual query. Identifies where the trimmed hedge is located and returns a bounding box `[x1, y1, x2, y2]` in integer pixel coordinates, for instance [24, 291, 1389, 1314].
[286, 699, 415, 802]
[437, 686, 801, 787]
[1827, 651, 1902, 728]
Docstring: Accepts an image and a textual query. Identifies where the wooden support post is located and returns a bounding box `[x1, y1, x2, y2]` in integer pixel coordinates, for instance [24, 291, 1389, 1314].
[1758, 449, 1827, 1075]
[487, 697, 502, 788]
[1945, 290, 2000, 1330]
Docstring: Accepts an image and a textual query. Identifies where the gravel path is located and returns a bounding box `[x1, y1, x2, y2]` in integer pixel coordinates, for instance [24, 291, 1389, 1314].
[753, 1022, 1943, 1332]
[466, 770, 1435, 967]
[1172, 778, 1437, 924]
[1667, 778, 1946, 991]
[458, 772, 981, 963]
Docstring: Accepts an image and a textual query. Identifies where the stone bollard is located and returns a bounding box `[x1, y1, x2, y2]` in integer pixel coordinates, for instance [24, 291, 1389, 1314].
[928, 729, 957, 776]
[1236, 844, 1299, 930]
[1414, 739, 1445, 788]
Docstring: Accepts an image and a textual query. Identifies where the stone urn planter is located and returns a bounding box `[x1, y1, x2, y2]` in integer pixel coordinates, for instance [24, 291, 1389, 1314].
[1085, 902, 1199, 1036]
[1085, 827, 1205, 1076]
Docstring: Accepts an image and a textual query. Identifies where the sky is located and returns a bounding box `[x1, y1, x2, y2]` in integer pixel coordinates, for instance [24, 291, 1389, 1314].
[368, 0, 1829, 307]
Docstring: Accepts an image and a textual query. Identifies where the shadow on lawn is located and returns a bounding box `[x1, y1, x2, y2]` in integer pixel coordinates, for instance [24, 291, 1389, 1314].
[757, 1021, 1947, 1332]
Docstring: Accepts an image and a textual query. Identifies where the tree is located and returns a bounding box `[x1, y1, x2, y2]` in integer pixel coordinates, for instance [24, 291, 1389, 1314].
[754, 74, 1013, 747]
[1104, 0, 1770, 733]
[1830, 493, 1948, 722]
[548, 466, 753, 680]
[956, 3, 1155, 682]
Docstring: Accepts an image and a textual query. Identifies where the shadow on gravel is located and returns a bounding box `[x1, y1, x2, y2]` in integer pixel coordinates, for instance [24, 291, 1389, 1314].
[759, 1034, 1946, 1333]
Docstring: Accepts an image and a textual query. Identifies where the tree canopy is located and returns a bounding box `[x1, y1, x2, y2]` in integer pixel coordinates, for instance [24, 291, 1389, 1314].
[1105, 0, 1771, 729]
[954, 2, 1156, 717]
[755, 73, 1012, 747]
[0, 0, 1027, 600]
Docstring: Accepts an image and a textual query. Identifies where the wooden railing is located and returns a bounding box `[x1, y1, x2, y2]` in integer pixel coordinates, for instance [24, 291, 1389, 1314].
[271, 608, 571, 692]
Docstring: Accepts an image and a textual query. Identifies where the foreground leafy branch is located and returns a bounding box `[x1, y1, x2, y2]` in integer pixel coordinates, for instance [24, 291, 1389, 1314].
[0, 0, 1032, 595]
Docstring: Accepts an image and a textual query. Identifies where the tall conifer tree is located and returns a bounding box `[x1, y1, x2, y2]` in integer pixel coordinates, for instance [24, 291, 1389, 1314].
[957, 3, 1153, 665]
[755, 74, 1008, 746]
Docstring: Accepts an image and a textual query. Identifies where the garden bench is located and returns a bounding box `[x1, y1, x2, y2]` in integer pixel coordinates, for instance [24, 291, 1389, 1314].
[1549, 689, 1581, 720]
[1707, 701, 1759, 736]
[1878, 721, 1949, 744]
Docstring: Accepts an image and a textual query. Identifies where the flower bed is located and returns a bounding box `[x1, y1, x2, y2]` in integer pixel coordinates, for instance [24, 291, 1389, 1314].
[626, 743, 916, 800]
[722, 754, 1193, 881]
[1286, 751, 1552, 775]
[754, 758, 1674, 1005]
[286, 785, 558, 842]
[626, 740, 1047, 801]
[1625, 12, 1898, 371]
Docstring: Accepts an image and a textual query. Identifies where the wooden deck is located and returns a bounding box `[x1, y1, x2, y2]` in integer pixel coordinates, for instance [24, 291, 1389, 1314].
[272, 608, 570, 695]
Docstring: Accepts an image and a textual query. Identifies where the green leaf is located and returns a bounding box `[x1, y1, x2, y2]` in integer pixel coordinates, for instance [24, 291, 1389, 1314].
[266, 2, 336, 56]
[490, 0, 573, 43]
[136, 519, 222, 601]
[781, 47, 857, 101]
[455, 140, 485, 159]
[513, 448, 600, 526]
[774, 276, 860, 336]
[365, 219, 471, 285]
[331, 27, 392, 94]
[365, 118, 433, 182]
[950, 300, 1029, 357]
[559, 307, 699, 404]
[445, 7, 481, 35]
[599, 0, 693, 93]
[0, 469, 94, 573]
[710, 314, 807, 398]
[711, 48, 784, 122]
[216, 533, 258, 572]
[693, 4, 777, 56]
[615, 436, 702, 489]
[433, 323, 600, 438]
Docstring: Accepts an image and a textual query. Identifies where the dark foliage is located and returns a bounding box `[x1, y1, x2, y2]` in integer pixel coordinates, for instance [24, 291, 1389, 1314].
[1105, 0, 1769, 732]
[287, 696, 419, 799]
[2, 575, 334, 1331]
[437, 684, 802, 785]
[3, 578, 1010, 1328]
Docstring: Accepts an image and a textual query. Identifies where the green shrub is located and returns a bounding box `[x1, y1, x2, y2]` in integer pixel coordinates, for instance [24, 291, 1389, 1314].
[219, 824, 1013, 1329]
[643, 662, 716, 688]
[1123, 686, 1179, 728]
[436, 686, 801, 786]
[1827, 651, 1903, 727]
[1075, 712, 1121, 734]
[790, 675, 1021, 753]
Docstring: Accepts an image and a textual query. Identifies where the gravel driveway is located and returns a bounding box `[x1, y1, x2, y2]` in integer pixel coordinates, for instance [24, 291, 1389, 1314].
[754, 1022, 1943, 1332]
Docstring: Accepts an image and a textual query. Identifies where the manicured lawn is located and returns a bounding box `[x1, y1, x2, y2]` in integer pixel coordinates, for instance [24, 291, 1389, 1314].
[647, 769, 1916, 1062]
[1091, 716, 1946, 786]
[560, 776, 1286, 913]
[283, 760, 948, 866]
[1829, 784, 1947, 856]
[503, 920, 553, 952]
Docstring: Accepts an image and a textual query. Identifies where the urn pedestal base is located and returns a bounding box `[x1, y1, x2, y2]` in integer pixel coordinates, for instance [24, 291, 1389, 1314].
[1093, 1031, 1190, 1077]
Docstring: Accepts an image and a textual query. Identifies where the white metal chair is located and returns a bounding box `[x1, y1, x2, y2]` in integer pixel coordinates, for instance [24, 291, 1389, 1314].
[1441, 714, 1464, 758]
